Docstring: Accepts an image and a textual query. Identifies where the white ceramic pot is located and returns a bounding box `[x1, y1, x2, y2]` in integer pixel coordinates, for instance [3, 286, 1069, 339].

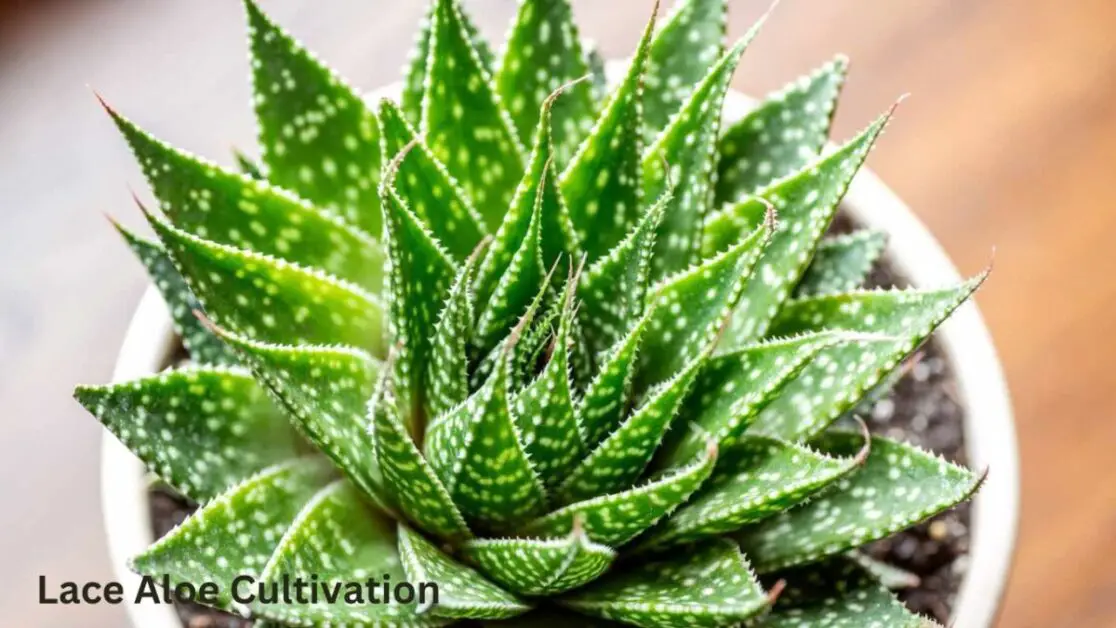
[100, 80, 1019, 628]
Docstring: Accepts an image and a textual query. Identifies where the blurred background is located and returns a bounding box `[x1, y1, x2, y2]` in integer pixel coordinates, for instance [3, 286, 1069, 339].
[1, 0, 1114, 626]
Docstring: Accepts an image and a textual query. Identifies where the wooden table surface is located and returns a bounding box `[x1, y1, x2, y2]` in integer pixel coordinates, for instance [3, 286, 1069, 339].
[2, 1, 1114, 626]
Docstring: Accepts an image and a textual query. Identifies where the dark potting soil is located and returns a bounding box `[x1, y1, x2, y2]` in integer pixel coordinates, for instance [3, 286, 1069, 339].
[146, 218, 972, 627]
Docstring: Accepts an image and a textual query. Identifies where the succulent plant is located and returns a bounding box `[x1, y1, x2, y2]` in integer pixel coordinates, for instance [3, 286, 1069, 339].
[76, 0, 987, 626]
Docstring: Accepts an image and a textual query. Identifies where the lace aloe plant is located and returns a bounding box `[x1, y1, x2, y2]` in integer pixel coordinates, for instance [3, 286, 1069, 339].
[76, 1, 987, 626]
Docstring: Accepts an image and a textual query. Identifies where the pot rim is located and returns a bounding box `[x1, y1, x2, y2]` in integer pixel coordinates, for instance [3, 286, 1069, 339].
[101, 83, 1018, 628]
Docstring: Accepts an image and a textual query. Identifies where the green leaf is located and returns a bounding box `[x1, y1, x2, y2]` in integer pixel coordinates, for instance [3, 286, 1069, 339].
[105, 105, 383, 293]
[655, 331, 841, 468]
[470, 267, 555, 391]
[753, 277, 985, 440]
[213, 330, 388, 509]
[462, 525, 617, 596]
[642, 32, 756, 278]
[475, 184, 547, 351]
[424, 341, 548, 529]
[254, 480, 440, 627]
[378, 99, 489, 260]
[795, 229, 886, 297]
[767, 559, 939, 627]
[130, 458, 333, 611]
[426, 244, 485, 420]
[715, 56, 848, 204]
[510, 293, 563, 388]
[706, 107, 895, 348]
[75, 367, 299, 502]
[640, 434, 865, 551]
[423, 0, 524, 226]
[773, 282, 985, 340]
[115, 225, 238, 366]
[475, 87, 576, 310]
[557, 350, 710, 505]
[576, 309, 648, 448]
[752, 340, 899, 441]
[511, 276, 586, 486]
[523, 443, 717, 547]
[734, 432, 982, 573]
[380, 177, 457, 427]
[562, 538, 770, 627]
[578, 187, 665, 358]
[370, 369, 472, 541]
[402, 0, 495, 126]
[560, 9, 656, 261]
[636, 215, 772, 392]
[496, 0, 596, 169]
[397, 523, 530, 620]
[643, 0, 728, 139]
[245, 0, 383, 236]
[147, 212, 385, 357]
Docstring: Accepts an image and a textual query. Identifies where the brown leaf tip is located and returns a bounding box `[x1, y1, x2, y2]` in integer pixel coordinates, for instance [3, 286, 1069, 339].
[765, 578, 787, 606]
[853, 416, 873, 465]
[192, 309, 223, 336]
[381, 138, 421, 191]
[705, 438, 720, 462]
[543, 75, 591, 110]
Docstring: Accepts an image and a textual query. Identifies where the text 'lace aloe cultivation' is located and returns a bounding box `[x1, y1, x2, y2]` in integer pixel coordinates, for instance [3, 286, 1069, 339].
[77, 0, 986, 625]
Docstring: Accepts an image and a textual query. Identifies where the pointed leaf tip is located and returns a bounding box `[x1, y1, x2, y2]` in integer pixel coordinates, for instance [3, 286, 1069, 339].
[715, 55, 850, 203]
[145, 212, 386, 356]
[245, 0, 385, 235]
[113, 105, 384, 293]
[130, 458, 333, 612]
[397, 523, 529, 620]
[530, 440, 718, 547]
[562, 537, 771, 626]
[643, 431, 865, 551]
[560, 4, 658, 261]
[423, 0, 525, 225]
[91, 88, 116, 116]
[642, 31, 757, 277]
[461, 528, 616, 596]
[642, 0, 732, 140]
[735, 433, 982, 573]
[75, 367, 300, 502]
[755, 276, 985, 439]
[378, 98, 489, 261]
[711, 108, 897, 349]
[510, 263, 586, 485]
[379, 177, 457, 428]
[497, 0, 598, 168]
[114, 225, 238, 365]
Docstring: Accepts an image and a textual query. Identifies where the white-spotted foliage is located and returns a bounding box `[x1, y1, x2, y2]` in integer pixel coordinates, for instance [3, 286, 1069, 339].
[77, 1, 985, 626]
